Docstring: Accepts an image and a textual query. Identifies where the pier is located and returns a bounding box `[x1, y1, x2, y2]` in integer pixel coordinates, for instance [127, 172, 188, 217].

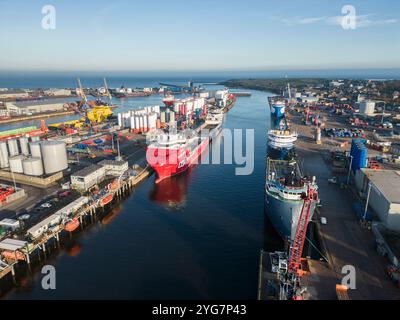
[0, 166, 152, 287]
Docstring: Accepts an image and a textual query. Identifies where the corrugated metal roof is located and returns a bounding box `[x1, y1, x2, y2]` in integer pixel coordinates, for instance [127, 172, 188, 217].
[363, 169, 400, 204]
[98, 159, 128, 167]
[72, 164, 103, 177]
[0, 238, 27, 251]
[12, 99, 66, 108]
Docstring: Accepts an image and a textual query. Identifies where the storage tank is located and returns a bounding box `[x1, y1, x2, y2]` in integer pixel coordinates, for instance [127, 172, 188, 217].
[118, 113, 123, 127]
[40, 141, 68, 174]
[139, 116, 144, 132]
[143, 115, 148, 132]
[130, 116, 136, 130]
[19, 136, 29, 156]
[22, 157, 44, 176]
[135, 115, 140, 132]
[30, 141, 42, 158]
[31, 136, 40, 142]
[7, 139, 19, 156]
[9, 155, 24, 173]
[169, 111, 176, 125]
[148, 113, 157, 130]
[160, 111, 166, 123]
[0, 141, 9, 168]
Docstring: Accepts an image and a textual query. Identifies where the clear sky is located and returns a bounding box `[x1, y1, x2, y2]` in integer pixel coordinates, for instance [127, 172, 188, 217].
[0, 0, 399, 72]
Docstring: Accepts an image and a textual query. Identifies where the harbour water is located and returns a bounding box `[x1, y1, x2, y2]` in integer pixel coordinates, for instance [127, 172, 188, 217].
[2, 82, 282, 299]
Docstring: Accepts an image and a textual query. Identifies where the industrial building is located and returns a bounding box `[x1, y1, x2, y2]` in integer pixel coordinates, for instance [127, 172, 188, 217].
[0, 89, 28, 100]
[359, 100, 376, 116]
[6, 99, 65, 115]
[71, 165, 106, 191]
[98, 159, 129, 176]
[43, 89, 72, 96]
[355, 169, 400, 231]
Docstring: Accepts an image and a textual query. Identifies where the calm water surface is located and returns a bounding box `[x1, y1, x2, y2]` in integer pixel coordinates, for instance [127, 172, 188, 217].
[4, 85, 281, 299]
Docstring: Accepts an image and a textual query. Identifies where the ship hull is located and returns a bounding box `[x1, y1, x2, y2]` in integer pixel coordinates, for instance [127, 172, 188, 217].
[264, 192, 317, 242]
[270, 105, 285, 119]
[149, 136, 210, 184]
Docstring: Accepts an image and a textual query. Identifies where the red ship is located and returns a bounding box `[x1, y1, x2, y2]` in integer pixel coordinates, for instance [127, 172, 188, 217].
[162, 95, 175, 107]
[146, 117, 222, 183]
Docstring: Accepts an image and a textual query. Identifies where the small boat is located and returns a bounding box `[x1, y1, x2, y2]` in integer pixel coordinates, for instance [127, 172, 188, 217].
[99, 194, 113, 207]
[64, 217, 80, 232]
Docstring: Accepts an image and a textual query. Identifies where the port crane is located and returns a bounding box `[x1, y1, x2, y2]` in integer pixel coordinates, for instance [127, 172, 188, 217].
[103, 78, 112, 104]
[279, 185, 318, 300]
[77, 78, 88, 105]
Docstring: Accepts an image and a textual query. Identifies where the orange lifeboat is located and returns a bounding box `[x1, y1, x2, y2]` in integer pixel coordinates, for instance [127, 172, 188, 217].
[1, 250, 25, 261]
[107, 180, 120, 191]
[64, 217, 80, 232]
[100, 194, 113, 207]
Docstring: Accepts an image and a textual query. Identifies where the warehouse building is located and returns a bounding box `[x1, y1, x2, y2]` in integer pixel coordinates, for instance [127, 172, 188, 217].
[43, 89, 72, 96]
[98, 159, 129, 177]
[355, 169, 400, 231]
[0, 89, 29, 100]
[71, 165, 106, 191]
[6, 99, 65, 115]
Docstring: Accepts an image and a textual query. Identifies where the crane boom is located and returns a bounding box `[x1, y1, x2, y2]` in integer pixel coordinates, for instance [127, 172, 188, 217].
[288, 186, 317, 274]
[77, 78, 87, 103]
[103, 77, 112, 103]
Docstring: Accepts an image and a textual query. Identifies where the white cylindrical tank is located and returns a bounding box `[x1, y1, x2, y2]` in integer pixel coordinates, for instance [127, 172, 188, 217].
[148, 113, 157, 130]
[143, 115, 148, 132]
[40, 141, 68, 174]
[31, 136, 40, 142]
[30, 141, 42, 158]
[22, 157, 44, 176]
[7, 139, 18, 157]
[0, 141, 9, 168]
[118, 113, 123, 127]
[130, 116, 136, 130]
[9, 155, 24, 173]
[19, 137, 29, 156]
[139, 116, 144, 132]
[169, 111, 176, 124]
[160, 112, 166, 123]
[135, 115, 140, 130]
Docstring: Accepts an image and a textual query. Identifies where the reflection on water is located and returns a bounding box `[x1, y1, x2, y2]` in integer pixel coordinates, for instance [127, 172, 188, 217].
[149, 171, 190, 209]
[101, 206, 122, 225]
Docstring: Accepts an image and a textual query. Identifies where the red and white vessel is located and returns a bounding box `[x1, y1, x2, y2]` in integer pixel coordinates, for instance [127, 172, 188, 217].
[162, 95, 175, 107]
[147, 118, 222, 183]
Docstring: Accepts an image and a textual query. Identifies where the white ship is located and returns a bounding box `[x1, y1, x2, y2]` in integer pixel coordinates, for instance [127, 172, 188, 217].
[268, 129, 298, 150]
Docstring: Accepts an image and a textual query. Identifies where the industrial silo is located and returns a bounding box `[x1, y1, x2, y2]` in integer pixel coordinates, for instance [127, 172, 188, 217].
[135, 115, 140, 132]
[40, 141, 68, 174]
[22, 157, 44, 176]
[7, 139, 19, 157]
[31, 136, 40, 142]
[29, 141, 42, 158]
[19, 136, 30, 156]
[0, 141, 9, 168]
[9, 155, 25, 173]
[130, 116, 136, 130]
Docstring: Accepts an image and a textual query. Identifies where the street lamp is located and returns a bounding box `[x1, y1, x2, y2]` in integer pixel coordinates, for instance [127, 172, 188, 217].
[363, 182, 373, 221]
[347, 155, 353, 185]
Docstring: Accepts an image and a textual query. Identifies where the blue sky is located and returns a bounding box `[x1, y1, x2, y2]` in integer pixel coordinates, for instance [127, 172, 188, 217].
[0, 0, 399, 72]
